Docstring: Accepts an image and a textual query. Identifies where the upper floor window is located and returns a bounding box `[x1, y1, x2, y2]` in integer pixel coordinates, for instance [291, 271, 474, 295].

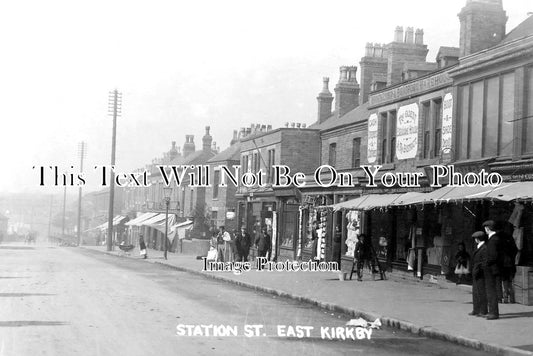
[213, 170, 220, 199]
[352, 138, 361, 168]
[457, 72, 515, 160]
[267, 149, 275, 183]
[328, 143, 336, 167]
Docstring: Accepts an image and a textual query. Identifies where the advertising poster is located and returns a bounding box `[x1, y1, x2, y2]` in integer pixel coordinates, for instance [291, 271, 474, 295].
[396, 103, 419, 160]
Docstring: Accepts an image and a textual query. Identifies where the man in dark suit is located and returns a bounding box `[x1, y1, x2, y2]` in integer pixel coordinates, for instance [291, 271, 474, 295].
[235, 226, 251, 262]
[483, 220, 503, 320]
[469, 231, 487, 317]
[255, 226, 271, 259]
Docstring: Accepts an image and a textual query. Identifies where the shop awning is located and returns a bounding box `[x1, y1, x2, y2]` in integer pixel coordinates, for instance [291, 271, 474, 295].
[147, 214, 177, 234]
[170, 220, 194, 241]
[139, 213, 167, 226]
[125, 212, 158, 227]
[90, 215, 128, 232]
[333, 193, 404, 211]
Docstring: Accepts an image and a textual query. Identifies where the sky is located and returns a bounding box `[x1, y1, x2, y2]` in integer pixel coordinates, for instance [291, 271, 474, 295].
[0, 0, 531, 194]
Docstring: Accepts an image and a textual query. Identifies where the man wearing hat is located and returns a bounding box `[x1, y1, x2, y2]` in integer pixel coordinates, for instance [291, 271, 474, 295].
[470, 231, 487, 317]
[235, 226, 251, 262]
[482, 220, 503, 320]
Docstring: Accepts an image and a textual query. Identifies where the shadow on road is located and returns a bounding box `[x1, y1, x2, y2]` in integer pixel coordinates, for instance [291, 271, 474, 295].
[0, 321, 68, 327]
[0, 293, 55, 297]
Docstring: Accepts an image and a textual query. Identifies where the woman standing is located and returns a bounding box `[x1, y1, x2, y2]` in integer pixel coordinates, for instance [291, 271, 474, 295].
[139, 235, 148, 259]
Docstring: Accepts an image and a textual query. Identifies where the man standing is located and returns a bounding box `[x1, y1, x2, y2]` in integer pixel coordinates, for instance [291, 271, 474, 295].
[469, 231, 487, 317]
[310, 221, 319, 261]
[235, 226, 251, 262]
[255, 226, 271, 259]
[483, 220, 503, 320]
[218, 226, 232, 262]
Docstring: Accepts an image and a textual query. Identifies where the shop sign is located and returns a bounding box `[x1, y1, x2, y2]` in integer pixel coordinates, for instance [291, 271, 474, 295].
[396, 103, 419, 160]
[367, 113, 379, 163]
[441, 93, 453, 154]
[369, 71, 452, 107]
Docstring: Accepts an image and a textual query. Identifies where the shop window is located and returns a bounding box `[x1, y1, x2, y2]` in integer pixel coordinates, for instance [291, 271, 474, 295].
[253, 152, 260, 173]
[213, 170, 220, 199]
[433, 99, 442, 157]
[352, 138, 361, 168]
[190, 188, 194, 214]
[328, 143, 336, 167]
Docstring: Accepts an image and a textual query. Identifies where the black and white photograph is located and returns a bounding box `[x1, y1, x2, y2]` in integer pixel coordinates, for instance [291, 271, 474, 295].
[1, 0, 533, 355]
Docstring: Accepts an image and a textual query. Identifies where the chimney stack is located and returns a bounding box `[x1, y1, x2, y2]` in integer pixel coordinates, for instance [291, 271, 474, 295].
[230, 130, 238, 145]
[202, 126, 213, 152]
[183, 135, 195, 157]
[317, 77, 333, 124]
[405, 27, 414, 43]
[394, 26, 404, 42]
[415, 28, 424, 44]
[334, 66, 360, 118]
[169, 141, 179, 161]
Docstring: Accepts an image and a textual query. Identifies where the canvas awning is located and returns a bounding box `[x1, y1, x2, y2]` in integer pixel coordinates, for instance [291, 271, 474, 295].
[169, 220, 194, 242]
[125, 212, 158, 227]
[90, 215, 128, 232]
[147, 214, 177, 234]
[332, 194, 405, 211]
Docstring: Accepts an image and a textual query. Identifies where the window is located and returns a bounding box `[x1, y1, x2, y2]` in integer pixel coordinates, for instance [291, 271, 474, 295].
[352, 138, 361, 168]
[242, 154, 249, 172]
[422, 102, 431, 158]
[267, 149, 275, 183]
[190, 188, 194, 214]
[253, 152, 260, 173]
[457, 72, 516, 159]
[328, 143, 336, 167]
[525, 67, 533, 154]
[389, 111, 396, 162]
[213, 170, 220, 199]
[210, 211, 218, 228]
[433, 99, 442, 157]
[380, 112, 388, 163]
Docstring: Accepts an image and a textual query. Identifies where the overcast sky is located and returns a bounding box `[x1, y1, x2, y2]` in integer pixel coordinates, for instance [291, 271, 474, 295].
[0, 0, 530, 194]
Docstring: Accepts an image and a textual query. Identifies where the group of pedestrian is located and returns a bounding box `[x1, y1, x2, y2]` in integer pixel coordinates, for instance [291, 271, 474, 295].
[469, 220, 518, 320]
[211, 225, 271, 262]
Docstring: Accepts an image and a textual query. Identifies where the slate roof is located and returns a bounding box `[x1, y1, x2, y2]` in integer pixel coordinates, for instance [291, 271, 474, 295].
[501, 15, 533, 44]
[308, 102, 369, 132]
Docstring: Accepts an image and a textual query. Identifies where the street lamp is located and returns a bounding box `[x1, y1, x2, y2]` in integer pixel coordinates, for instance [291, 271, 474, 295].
[163, 186, 172, 260]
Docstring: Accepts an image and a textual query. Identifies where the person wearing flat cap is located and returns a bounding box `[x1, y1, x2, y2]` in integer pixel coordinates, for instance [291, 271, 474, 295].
[469, 231, 488, 317]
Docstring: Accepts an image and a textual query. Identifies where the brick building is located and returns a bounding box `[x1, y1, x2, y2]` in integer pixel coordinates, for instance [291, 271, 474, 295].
[235, 124, 320, 260]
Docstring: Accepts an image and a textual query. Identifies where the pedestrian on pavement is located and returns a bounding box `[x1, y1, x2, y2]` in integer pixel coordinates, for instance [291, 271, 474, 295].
[355, 234, 376, 281]
[235, 226, 251, 262]
[332, 225, 342, 269]
[454, 242, 470, 285]
[469, 231, 488, 317]
[217, 227, 230, 262]
[483, 220, 503, 320]
[310, 221, 319, 261]
[501, 229, 518, 303]
[139, 235, 148, 259]
[255, 226, 271, 259]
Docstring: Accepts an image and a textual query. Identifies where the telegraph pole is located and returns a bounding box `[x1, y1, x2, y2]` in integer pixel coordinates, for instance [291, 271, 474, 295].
[62, 185, 66, 238]
[107, 89, 122, 252]
[77, 141, 87, 246]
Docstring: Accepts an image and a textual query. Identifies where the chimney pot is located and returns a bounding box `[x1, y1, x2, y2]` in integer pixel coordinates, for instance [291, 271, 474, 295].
[405, 27, 414, 43]
[394, 26, 404, 42]
[415, 28, 424, 44]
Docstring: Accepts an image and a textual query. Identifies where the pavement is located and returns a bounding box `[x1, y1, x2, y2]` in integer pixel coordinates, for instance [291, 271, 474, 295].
[82, 245, 533, 356]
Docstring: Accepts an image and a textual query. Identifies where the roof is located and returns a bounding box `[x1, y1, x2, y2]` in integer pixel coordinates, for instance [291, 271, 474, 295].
[308, 102, 370, 132]
[501, 15, 533, 44]
[436, 46, 460, 58]
[403, 62, 438, 72]
[168, 149, 217, 166]
[207, 142, 241, 163]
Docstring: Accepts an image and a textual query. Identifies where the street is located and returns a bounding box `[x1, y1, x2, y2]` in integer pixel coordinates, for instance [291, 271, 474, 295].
[0, 244, 490, 356]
